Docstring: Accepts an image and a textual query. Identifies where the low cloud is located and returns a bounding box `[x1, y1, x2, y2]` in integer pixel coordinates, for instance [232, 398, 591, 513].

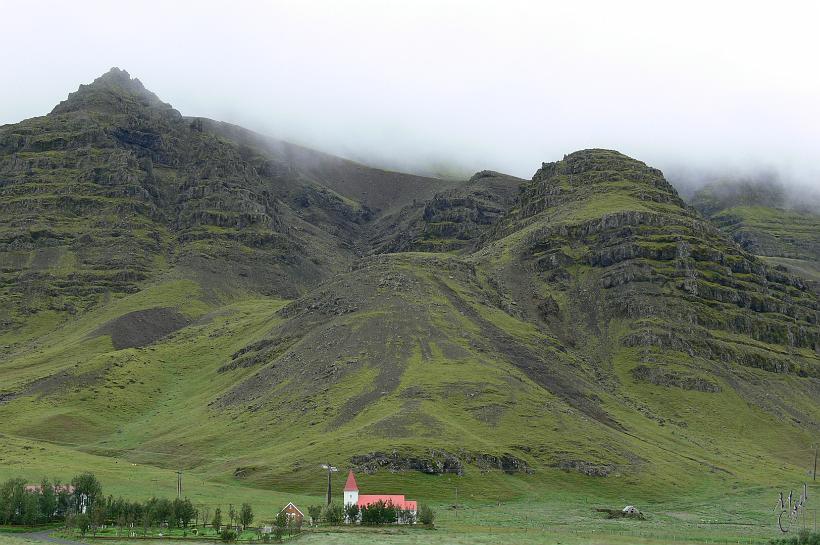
[2, 1, 818, 201]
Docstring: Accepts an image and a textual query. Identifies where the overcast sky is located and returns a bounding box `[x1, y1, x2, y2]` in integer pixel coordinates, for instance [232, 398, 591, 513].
[2, 0, 819, 189]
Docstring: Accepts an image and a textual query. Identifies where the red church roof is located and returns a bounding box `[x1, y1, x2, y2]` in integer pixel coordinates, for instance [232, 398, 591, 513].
[358, 494, 417, 511]
[343, 470, 358, 491]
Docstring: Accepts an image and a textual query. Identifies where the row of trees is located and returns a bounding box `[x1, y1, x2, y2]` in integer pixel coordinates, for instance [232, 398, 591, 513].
[0, 473, 102, 525]
[305, 501, 434, 526]
[3, 472, 434, 535]
[209, 503, 254, 532]
[70, 498, 257, 537]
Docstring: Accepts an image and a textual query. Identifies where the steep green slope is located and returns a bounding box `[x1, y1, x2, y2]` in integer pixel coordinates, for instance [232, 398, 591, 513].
[482, 151, 818, 369]
[7, 147, 816, 498]
[1, 70, 818, 512]
[691, 179, 820, 292]
[2, 251, 814, 502]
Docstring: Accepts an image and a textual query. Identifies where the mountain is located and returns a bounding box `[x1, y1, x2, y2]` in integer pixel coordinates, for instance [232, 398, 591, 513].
[691, 178, 820, 291]
[0, 70, 818, 503]
[0, 68, 448, 346]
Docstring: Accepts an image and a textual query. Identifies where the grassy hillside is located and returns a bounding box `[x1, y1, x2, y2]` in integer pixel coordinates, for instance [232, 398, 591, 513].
[690, 179, 820, 292]
[0, 73, 818, 545]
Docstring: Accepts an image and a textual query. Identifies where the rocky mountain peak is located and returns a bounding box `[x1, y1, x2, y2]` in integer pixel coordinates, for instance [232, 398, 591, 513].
[530, 148, 680, 198]
[50, 67, 178, 117]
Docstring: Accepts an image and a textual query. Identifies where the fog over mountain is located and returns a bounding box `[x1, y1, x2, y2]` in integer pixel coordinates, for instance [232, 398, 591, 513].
[2, 0, 818, 194]
[2, 4, 820, 538]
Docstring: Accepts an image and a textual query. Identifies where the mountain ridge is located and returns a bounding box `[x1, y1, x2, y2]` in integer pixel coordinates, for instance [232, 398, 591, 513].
[0, 70, 817, 503]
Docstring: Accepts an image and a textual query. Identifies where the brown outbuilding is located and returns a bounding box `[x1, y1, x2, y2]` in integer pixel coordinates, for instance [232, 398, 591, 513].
[279, 502, 304, 524]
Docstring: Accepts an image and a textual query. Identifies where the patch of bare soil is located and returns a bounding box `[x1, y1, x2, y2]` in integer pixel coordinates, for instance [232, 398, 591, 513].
[22, 368, 106, 398]
[93, 307, 190, 349]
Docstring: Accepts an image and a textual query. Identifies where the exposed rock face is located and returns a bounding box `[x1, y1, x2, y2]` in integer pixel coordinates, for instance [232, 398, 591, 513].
[1, 73, 818, 488]
[350, 449, 531, 475]
[487, 150, 818, 378]
[0, 68, 379, 334]
[690, 178, 820, 294]
[631, 364, 721, 393]
[369, 171, 523, 253]
[554, 460, 615, 477]
[51, 68, 178, 117]
[351, 450, 465, 475]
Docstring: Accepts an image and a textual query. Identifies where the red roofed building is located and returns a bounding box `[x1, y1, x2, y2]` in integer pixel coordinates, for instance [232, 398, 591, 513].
[358, 494, 417, 512]
[24, 484, 75, 494]
[342, 470, 417, 520]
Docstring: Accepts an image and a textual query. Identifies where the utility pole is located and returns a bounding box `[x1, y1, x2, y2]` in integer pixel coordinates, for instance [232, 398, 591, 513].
[813, 444, 817, 481]
[177, 471, 183, 498]
[320, 463, 338, 505]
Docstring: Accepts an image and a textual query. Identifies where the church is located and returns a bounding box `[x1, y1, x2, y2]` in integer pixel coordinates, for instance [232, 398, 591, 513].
[343, 470, 417, 515]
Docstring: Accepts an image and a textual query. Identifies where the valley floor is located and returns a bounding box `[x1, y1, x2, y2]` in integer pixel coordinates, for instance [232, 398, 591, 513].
[0, 525, 784, 545]
[1, 431, 809, 545]
[0, 481, 804, 545]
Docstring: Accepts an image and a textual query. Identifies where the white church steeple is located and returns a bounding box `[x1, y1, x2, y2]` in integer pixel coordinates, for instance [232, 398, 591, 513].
[343, 470, 359, 507]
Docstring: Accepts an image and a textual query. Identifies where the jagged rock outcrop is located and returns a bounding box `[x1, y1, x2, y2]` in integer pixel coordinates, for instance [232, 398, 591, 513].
[369, 170, 523, 253]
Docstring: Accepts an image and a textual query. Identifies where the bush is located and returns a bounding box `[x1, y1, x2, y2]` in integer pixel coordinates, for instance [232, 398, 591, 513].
[360, 500, 397, 525]
[418, 504, 435, 526]
[323, 503, 344, 525]
[768, 530, 820, 545]
[274, 512, 288, 531]
[344, 503, 359, 523]
[398, 508, 416, 525]
[307, 504, 322, 525]
[75, 513, 91, 536]
[220, 529, 237, 543]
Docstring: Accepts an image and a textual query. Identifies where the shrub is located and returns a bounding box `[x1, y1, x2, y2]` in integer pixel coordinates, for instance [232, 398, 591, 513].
[75, 513, 91, 536]
[418, 504, 435, 526]
[398, 508, 416, 525]
[323, 503, 344, 525]
[307, 504, 322, 525]
[274, 512, 288, 531]
[289, 516, 302, 534]
[344, 503, 360, 523]
[360, 500, 397, 525]
[220, 529, 237, 543]
[768, 531, 820, 545]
